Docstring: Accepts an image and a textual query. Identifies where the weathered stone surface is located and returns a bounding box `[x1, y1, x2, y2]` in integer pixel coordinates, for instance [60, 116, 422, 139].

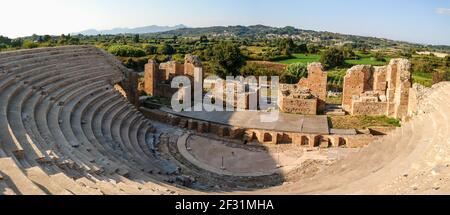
[144, 55, 203, 98]
[342, 59, 412, 119]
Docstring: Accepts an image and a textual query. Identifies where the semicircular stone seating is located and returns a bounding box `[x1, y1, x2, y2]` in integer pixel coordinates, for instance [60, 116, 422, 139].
[260, 82, 450, 195]
[0, 46, 184, 195]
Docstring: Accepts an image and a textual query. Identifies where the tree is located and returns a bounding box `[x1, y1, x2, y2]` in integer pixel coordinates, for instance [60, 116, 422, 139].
[157, 43, 175, 55]
[0, 35, 11, 45]
[142, 44, 157, 55]
[209, 41, 245, 78]
[10, 39, 23, 48]
[296, 43, 308, 53]
[278, 38, 295, 56]
[320, 47, 345, 69]
[133, 34, 140, 43]
[341, 45, 356, 59]
[373, 52, 386, 62]
[43, 35, 52, 42]
[307, 43, 320, 54]
[445, 55, 450, 67]
[200, 35, 209, 43]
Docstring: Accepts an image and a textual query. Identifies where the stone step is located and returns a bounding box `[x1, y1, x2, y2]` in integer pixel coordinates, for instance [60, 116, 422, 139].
[25, 167, 73, 195]
[0, 157, 46, 195]
[49, 173, 102, 195]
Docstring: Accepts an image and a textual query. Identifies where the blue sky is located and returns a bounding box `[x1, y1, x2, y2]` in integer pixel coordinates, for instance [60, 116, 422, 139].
[1, 0, 449, 45]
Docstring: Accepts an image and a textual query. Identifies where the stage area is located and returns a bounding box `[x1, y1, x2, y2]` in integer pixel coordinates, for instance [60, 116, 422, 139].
[162, 107, 330, 134]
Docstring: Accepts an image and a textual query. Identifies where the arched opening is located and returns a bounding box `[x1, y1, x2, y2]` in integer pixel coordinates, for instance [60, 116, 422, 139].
[222, 127, 230, 137]
[301, 136, 310, 147]
[263, 133, 273, 143]
[314, 136, 321, 147]
[278, 133, 292, 144]
[339, 138, 347, 147]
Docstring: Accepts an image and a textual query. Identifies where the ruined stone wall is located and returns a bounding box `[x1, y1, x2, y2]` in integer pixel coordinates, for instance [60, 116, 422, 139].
[389, 59, 412, 120]
[278, 84, 318, 115]
[184, 54, 202, 77]
[351, 101, 388, 116]
[373, 66, 387, 94]
[144, 60, 158, 96]
[123, 70, 140, 107]
[342, 65, 373, 111]
[278, 97, 318, 115]
[160, 61, 184, 81]
[342, 59, 412, 119]
[144, 55, 203, 98]
[298, 63, 328, 111]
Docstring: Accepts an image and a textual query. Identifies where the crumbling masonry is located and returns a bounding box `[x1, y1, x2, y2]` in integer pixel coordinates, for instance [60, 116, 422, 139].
[278, 63, 327, 115]
[144, 55, 203, 97]
[342, 59, 412, 119]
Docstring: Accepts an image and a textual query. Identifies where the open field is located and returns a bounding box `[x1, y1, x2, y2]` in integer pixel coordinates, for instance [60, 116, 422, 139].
[276, 54, 321, 64]
[345, 57, 390, 66]
[412, 72, 433, 87]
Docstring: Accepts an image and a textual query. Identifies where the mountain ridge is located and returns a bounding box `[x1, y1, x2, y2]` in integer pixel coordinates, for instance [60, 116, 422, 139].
[75, 24, 187, 35]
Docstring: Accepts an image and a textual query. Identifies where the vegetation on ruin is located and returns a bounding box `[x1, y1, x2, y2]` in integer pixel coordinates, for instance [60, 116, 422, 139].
[329, 115, 401, 130]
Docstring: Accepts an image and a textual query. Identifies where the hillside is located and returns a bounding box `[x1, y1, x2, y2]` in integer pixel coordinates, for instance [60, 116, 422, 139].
[150, 25, 450, 52]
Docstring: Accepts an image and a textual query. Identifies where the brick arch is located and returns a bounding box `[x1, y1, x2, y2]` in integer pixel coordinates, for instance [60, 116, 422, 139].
[263, 133, 273, 143]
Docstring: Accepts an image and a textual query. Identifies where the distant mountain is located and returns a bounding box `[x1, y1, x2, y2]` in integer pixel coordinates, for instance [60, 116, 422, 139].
[75, 24, 188, 35]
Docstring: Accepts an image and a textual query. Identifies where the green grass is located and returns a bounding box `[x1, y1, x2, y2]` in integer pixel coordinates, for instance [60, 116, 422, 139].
[276, 53, 321, 64]
[345, 57, 390, 66]
[329, 115, 401, 129]
[412, 72, 433, 87]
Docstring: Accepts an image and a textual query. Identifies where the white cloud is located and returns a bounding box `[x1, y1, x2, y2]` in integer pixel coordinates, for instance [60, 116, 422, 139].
[436, 8, 450, 15]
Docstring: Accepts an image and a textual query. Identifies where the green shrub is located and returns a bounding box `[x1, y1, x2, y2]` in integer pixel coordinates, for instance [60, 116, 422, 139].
[108, 45, 146, 57]
[22, 40, 38, 49]
[281, 62, 308, 84]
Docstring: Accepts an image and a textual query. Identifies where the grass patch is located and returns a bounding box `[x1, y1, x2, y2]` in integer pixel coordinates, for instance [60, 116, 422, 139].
[326, 96, 342, 105]
[276, 53, 321, 64]
[412, 72, 433, 87]
[345, 57, 390, 66]
[329, 115, 401, 129]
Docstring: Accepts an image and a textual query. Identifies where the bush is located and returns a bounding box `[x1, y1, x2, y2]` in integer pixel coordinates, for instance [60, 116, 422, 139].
[280, 63, 308, 84]
[373, 52, 386, 62]
[108, 45, 146, 57]
[142, 44, 157, 55]
[22, 40, 38, 49]
[320, 47, 345, 69]
[412, 58, 435, 74]
[157, 43, 175, 55]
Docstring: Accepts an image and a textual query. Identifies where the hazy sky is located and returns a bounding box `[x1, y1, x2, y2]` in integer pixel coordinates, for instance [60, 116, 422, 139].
[1, 0, 450, 45]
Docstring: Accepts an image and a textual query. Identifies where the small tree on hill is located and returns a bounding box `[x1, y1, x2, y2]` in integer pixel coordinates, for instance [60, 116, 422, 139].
[320, 47, 345, 69]
[157, 43, 175, 55]
[209, 41, 245, 78]
[133, 34, 140, 43]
